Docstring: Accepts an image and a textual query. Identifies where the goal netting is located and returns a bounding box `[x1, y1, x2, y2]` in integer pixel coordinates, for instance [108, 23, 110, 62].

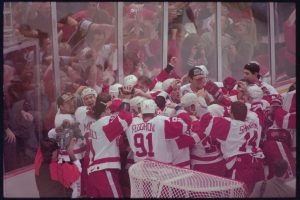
[129, 160, 247, 198]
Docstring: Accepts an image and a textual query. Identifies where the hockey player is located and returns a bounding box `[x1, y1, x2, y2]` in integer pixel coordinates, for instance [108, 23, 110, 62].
[74, 87, 98, 196]
[189, 102, 226, 177]
[161, 93, 199, 169]
[87, 93, 132, 197]
[243, 61, 278, 95]
[125, 99, 189, 164]
[191, 101, 265, 194]
[262, 96, 296, 179]
[180, 66, 207, 97]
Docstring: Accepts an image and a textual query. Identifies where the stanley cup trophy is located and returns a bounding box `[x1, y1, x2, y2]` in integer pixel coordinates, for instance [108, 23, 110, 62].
[3, 2, 20, 47]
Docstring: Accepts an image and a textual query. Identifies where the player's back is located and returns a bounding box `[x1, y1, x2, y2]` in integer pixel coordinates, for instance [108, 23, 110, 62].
[220, 111, 263, 160]
[126, 116, 172, 164]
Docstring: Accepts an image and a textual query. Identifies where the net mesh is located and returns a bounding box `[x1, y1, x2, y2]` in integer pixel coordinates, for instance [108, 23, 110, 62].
[129, 160, 247, 198]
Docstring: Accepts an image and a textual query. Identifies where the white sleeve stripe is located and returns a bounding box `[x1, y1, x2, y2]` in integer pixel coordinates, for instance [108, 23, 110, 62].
[73, 160, 82, 173]
[204, 119, 214, 136]
[118, 116, 129, 132]
[282, 114, 290, 129]
[191, 132, 200, 144]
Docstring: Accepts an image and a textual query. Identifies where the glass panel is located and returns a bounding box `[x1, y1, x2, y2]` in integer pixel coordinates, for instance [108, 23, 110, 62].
[122, 2, 163, 80]
[4, 2, 47, 172]
[56, 2, 117, 97]
[274, 3, 296, 83]
[220, 3, 259, 80]
[250, 3, 271, 83]
[168, 3, 217, 81]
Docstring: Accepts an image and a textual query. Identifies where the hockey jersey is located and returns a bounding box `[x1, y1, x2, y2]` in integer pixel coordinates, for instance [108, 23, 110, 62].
[125, 115, 188, 164]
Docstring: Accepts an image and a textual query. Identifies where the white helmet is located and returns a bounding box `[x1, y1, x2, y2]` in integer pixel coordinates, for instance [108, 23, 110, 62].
[109, 83, 123, 98]
[54, 113, 75, 128]
[141, 99, 157, 114]
[162, 107, 176, 117]
[162, 78, 175, 91]
[151, 81, 163, 92]
[123, 75, 138, 87]
[181, 92, 198, 108]
[81, 87, 97, 99]
[247, 84, 263, 101]
[207, 104, 225, 117]
[130, 96, 146, 113]
[157, 91, 169, 99]
[195, 65, 209, 77]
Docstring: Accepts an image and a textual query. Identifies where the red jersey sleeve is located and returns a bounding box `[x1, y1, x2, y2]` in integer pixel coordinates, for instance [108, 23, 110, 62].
[250, 102, 265, 127]
[274, 107, 296, 129]
[149, 70, 169, 91]
[103, 110, 133, 142]
[177, 111, 192, 130]
[164, 117, 188, 139]
[205, 116, 231, 141]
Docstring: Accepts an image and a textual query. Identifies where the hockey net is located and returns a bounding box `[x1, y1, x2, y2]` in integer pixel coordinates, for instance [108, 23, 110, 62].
[129, 160, 247, 198]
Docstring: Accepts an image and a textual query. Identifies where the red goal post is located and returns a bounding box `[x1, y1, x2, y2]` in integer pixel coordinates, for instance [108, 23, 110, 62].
[129, 159, 248, 198]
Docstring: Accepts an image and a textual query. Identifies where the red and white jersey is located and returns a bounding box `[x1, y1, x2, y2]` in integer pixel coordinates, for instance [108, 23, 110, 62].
[263, 140, 296, 179]
[197, 111, 264, 169]
[250, 102, 265, 128]
[265, 123, 296, 159]
[190, 120, 223, 167]
[258, 81, 278, 95]
[125, 115, 188, 164]
[163, 110, 191, 168]
[271, 107, 296, 159]
[167, 139, 190, 168]
[87, 110, 132, 174]
[282, 90, 296, 113]
[274, 107, 296, 129]
[74, 106, 96, 142]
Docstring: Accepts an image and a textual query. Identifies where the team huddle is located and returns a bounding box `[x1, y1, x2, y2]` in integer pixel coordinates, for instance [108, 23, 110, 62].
[34, 60, 296, 198]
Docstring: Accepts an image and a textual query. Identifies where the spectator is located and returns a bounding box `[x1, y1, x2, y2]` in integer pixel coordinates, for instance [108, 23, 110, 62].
[34, 138, 81, 197]
[250, 159, 295, 197]
[181, 33, 207, 76]
[4, 65, 17, 172]
[227, 14, 257, 79]
[167, 23, 185, 76]
[276, 8, 295, 79]
[243, 61, 278, 96]
[199, 15, 233, 79]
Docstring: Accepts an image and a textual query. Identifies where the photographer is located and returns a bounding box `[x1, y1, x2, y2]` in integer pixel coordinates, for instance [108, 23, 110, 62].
[49, 92, 85, 163]
[34, 137, 82, 198]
